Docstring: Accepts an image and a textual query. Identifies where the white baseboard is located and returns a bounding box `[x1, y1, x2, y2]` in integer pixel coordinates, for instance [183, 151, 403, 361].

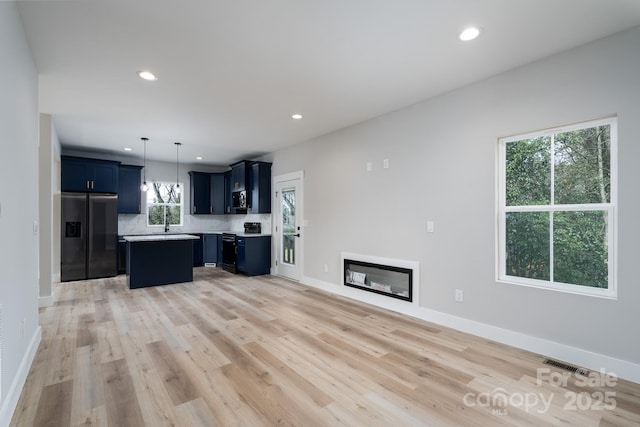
[0, 326, 41, 427]
[301, 275, 640, 384]
[38, 294, 54, 308]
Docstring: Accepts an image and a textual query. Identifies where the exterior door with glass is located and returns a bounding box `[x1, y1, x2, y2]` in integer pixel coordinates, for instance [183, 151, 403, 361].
[275, 177, 302, 281]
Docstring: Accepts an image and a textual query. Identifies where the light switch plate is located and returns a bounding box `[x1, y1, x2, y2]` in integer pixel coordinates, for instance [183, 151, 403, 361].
[383, 158, 389, 169]
[366, 162, 372, 172]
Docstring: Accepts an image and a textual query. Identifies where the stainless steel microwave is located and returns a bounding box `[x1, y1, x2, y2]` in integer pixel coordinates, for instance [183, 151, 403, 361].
[232, 190, 247, 209]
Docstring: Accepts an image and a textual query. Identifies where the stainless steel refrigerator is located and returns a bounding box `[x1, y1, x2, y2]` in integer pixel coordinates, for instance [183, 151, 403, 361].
[61, 192, 118, 281]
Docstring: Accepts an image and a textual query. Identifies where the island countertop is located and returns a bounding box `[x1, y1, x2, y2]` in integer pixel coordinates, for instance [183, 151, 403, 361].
[123, 234, 200, 242]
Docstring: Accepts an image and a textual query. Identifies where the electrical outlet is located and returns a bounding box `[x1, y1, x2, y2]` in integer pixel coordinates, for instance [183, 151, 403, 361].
[427, 221, 434, 233]
[455, 289, 464, 302]
[323, 264, 329, 273]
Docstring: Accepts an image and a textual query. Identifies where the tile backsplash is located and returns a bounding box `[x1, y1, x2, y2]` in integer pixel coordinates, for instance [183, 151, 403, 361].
[118, 213, 272, 235]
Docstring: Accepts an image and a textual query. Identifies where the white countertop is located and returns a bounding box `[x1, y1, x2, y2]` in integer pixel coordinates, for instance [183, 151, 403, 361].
[193, 230, 271, 237]
[123, 234, 201, 242]
[120, 232, 271, 239]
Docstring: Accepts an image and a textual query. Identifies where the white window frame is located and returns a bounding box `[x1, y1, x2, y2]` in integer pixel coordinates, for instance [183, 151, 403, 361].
[146, 181, 184, 227]
[497, 117, 617, 299]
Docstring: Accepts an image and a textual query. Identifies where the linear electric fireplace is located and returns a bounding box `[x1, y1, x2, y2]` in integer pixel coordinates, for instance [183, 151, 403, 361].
[342, 253, 417, 302]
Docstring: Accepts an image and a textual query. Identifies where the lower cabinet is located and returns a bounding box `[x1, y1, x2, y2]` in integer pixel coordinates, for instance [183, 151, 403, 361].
[236, 235, 271, 276]
[203, 234, 219, 265]
[193, 234, 204, 266]
[236, 237, 246, 273]
[118, 239, 127, 274]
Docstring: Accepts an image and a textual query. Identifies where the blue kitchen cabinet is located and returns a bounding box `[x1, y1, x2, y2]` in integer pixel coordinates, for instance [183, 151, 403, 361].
[249, 161, 271, 214]
[236, 235, 271, 276]
[236, 236, 246, 273]
[127, 238, 194, 288]
[224, 170, 233, 214]
[203, 234, 219, 265]
[118, 165, 142, 214]
[230, 160, 250, 192]
[62, 156, 119, 193]
[192, 234, 204, 266]
[210, 173, 225, 215]
[189, 171, 211, 215]
[117, 238, 127, 274]
[189, 171, 226, 215]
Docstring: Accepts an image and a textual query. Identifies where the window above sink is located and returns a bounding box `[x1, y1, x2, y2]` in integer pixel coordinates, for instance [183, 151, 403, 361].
[147, 181, 183, 227]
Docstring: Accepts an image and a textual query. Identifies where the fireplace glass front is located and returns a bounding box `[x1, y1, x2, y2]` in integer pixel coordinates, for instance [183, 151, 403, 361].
[343, 258, 413, 302]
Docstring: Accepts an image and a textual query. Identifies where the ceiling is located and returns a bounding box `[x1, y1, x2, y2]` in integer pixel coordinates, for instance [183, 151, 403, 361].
[17, 0, 640, 166]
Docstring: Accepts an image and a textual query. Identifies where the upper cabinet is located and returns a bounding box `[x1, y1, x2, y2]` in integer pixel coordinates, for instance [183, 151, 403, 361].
[210, 173, 225, 215]
[249, 162, 272, 214]
[118, 165, 143, 214]
[189, 171, 226, 215]
[190, 160, 271, 215]
[189, 171, 211, 215]
[62, 156, 119, 193]
[224, 171, 232, 214]
[230, 160, 251, 192]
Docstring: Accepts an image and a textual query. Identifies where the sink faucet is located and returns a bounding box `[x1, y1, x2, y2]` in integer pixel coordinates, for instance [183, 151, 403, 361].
[165, 222, 170, 233]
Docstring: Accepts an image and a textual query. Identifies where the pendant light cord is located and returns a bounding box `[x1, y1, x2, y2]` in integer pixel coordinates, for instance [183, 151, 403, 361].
[141, 137, 149, 192]
[175, 142, 181, 193]
[142, 137, 147, 182]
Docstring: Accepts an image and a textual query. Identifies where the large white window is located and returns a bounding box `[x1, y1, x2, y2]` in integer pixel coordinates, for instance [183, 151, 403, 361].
[498, 117, 617, 298]
[147, 182, 183, 227]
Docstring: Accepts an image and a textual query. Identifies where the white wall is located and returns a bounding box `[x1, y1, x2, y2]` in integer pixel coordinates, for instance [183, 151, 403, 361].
[52, 132, 61, 283]
[267, 27, 640, 374]
[0, 3, 41, 425]
[38, 113, 61, 305]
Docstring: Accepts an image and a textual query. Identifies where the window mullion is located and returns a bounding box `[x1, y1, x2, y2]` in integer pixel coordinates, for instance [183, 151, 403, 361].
[550, 211, 554, 283]
[549, 133, 555, 283]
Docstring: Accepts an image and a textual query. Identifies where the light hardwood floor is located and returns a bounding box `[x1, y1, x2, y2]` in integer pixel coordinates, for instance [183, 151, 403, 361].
[10, 267, 640, 426]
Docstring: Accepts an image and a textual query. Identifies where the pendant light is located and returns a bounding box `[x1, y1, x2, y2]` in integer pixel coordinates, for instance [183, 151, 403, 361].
[140, 137, 149, 192]
[174, 142, 182, 194]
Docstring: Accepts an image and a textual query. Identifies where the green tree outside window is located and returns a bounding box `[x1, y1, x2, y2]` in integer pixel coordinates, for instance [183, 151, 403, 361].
[500, 117, 615, 296]
[147, 182, 183, 227]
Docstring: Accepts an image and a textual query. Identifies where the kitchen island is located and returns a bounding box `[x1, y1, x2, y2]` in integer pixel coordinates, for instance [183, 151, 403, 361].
[123, 234, 200, 289]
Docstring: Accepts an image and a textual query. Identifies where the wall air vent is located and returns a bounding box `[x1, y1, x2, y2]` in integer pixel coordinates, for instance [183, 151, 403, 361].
[543, 358, 589, 376]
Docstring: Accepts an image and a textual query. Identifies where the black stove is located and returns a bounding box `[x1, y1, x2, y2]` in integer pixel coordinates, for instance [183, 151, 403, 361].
[222, 233, 237, 273]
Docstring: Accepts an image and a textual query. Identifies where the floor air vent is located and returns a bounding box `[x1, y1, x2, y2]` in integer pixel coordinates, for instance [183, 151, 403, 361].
[543, 358, 589, 376]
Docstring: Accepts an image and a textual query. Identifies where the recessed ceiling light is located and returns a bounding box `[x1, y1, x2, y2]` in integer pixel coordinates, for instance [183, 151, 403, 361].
[123, 147, 132, 151]
[138, 70, 157, 81]
[292, 114, 303, 120]
[459, 27, 481, 41]
[196, 156, 203, 160]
